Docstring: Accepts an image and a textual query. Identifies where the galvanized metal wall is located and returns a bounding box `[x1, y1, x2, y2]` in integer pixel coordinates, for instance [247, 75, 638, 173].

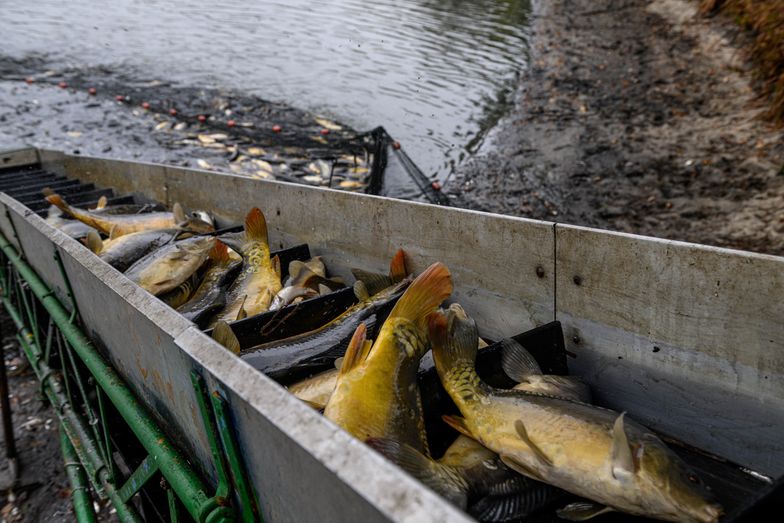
[2, 147, 777, 515]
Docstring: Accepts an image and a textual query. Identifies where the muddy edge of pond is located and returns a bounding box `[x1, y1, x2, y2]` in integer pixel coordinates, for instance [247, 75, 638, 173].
[448, 0, 784, 256]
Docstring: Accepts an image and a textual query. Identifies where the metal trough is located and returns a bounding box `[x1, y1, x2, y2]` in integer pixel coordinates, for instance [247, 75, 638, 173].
[0, 146, 781, 522]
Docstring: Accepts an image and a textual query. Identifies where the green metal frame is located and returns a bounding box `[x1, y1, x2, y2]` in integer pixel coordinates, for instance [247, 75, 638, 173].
[0, 229, 244, 522]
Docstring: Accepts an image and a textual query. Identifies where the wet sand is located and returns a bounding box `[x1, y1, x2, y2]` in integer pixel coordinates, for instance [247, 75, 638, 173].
[448, 0, 784, 255]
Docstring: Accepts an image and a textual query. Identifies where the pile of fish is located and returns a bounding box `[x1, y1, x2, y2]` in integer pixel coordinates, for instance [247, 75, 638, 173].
[43, 191, 345, 331]
[43, 190, 725, 523]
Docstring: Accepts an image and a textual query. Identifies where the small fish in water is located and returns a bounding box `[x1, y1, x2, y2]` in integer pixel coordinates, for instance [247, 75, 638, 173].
[178, 240, 242, 326]
[86, 228, 180, 272]
[324, 262, 453, 454]
[215, 208, 282, 324]
[240, 249, 411, 380]
[44, 191, 213, 237]
[125, 236, 215, 296]
[429, 305, 723, 523]
[196, 159, 212, 170]
[246, 147, 266, 156]
[302, 175, 323, 185]
[314, 117, 342, 131]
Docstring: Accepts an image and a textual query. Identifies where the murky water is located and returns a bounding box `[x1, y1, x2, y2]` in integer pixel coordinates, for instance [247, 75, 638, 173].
[1, 0, 531, 188]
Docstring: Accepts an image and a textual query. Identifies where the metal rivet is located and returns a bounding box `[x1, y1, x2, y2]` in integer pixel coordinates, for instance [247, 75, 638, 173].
[573, 275, 582, 286]
[535, 266, 545, 278]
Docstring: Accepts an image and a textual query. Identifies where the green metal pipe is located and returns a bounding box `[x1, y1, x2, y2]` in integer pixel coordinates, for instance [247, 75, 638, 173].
[6, 298, 141, 523]
[0, 233, 232, 523]
[60, 425, 98, 523]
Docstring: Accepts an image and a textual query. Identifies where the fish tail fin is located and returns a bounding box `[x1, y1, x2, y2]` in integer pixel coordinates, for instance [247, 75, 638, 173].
[387, 262, 452, 327]
[212, 321, 241, 355]
[339, 322, 368, 375]
[208, 240, 230, 264]
[500, 338, 543, 381]
[389, 248, 409, 282]
[44, 192, 73, 216]
[85, 231, 103, 254]
[244, 207, 269, 245]
[430, 304, 481, 389]
[366, 438, 468, 509]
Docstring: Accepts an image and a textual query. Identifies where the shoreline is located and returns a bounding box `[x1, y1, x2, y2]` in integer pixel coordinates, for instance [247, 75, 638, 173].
[447, 0, 784, 256]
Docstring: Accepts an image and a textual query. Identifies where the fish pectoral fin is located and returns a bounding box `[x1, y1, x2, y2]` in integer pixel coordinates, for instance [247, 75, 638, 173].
[514, 420, 552, 467]
[556, 501, 614, 521]
[441, 415, 475, 440]
[353, 280, 370, 301]
[86, 231, 103, 254]
[611, 412, 636, 482]
[499, 454, 544, 482]
[366, 437, 468, 509]
[108, 225, 121, 240]
[318, 283, 332, 296]
[333, 357, 344, 370]
[339, 323, 368, 375]
[500, 338, 542, 380]
[235, 295, 248, 321]
[173, 202, 187, 224]
[211, 321, 241, 355]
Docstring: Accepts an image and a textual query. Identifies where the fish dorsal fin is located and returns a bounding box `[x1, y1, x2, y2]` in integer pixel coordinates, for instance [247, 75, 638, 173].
[501, 338, 542, 381]
[288, 260, 305, 280]
[350, 268, 393, 296]
[611, 412, 635, 482]
[271, 255, 282, 281]
[477, 337, 489, 349]
[499, 454, 545, 482]
[353, 280, 370, 301]
[556, 502, 615, 521]
[339, 323, 368, 375]
[244, 207, 269, 245]
[212, 321, 241, 355]
[173, 202, 186, 224]
[108, 225, 122, 240]
[86, 231, 103, 254]
[318, 283, 332, 296]
[366, 438, 468, 508]
[442, 415, 475, 440]
[388, 262, 452, 328]
[389, 248, 409, 282]
[208, 240, 230, 264]
[94, 195, 108, 210]
[515, 419, 552, 467]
